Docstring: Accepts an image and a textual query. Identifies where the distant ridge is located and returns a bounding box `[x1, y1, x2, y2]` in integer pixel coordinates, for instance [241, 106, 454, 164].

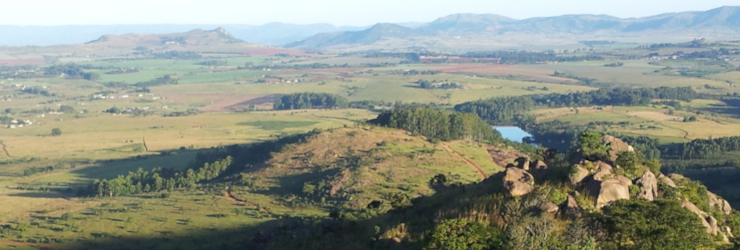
[1, 6, 739, 50]
[84, 27, 245, 48]
[286, 6, 740, 50]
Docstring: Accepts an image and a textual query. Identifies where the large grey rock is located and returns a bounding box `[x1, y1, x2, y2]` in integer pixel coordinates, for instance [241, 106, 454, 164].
[540, 202, 559, 214]
[707, 191, 733, 215]
[503, 167, 535, 197]
[602, 135, 635, 163]
[593, 175, 632, 208]
[708, 215, 720, 235]
[723, 200, 733, 215]
[592, 161, 613, 181]
[681, 199, 713, 234]
[636, 170, 658, 201]
[658, 174, 676, 188]
[563, 195, 581, 218]
[515, 157, 531, 171]
[530, 159, 548, 171]
[569, 165, 589, 185]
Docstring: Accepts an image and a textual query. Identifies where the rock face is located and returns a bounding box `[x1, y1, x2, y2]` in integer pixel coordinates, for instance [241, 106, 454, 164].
[563, 195, 581, 218]
[591, 161, 614, 181]
[503, 167, 535, 197]
[681, 199, 717, 235]
[708, 191, 733, 215]
[636, 170, 658, 201]
[569, 165, 589, 185]
[540, 202, 559, 213]
[591, 175, 632, 208]
[657, 174, 676, 188]
[515, 157, 531, 171]
[515, 157, 548, 173]
[602, 135, 635, 163]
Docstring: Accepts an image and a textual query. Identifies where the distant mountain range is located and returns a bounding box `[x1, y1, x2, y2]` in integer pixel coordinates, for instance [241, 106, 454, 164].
[287, 6, 740, 51]
[2, 6, 740, 51]
[0, 23, 367, 47]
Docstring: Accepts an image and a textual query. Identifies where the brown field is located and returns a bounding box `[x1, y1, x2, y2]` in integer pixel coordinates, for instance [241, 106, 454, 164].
[243, 47, 309, 56]
[162, 93, 284, 112]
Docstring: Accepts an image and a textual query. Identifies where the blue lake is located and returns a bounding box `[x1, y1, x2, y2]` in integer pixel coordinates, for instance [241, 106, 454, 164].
[493, 126, 533, 143]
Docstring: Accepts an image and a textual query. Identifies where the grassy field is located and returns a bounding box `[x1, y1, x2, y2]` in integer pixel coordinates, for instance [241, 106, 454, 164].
[531, 103, 740, 144]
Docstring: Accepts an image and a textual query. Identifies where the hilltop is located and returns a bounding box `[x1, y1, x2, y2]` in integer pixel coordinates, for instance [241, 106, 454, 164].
[250, 131, 740, 250]
[83, 27, 247, 50]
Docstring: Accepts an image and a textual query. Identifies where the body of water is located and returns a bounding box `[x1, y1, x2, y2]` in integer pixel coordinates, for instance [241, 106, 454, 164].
[493, 126, 533, 143]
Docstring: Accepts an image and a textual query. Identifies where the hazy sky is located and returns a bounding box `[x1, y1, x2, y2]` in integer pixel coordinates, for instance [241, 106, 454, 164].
[2, 0, 738, 26]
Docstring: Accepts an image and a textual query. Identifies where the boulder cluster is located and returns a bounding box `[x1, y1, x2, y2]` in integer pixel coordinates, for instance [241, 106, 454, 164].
[500, 135, 735, 242]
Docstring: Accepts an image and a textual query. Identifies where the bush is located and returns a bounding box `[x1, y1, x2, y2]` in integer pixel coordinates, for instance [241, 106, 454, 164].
[597, 199, 712, 249]
[426, 219, 502, 250]
[51, 128, 62, 136]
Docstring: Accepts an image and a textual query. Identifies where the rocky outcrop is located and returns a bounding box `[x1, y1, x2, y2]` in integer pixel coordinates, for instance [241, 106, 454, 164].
[657, 174, 676, 188]
[708, 191, 733, 215]
[569, 165, 589, 185]
[592, 175, 632, 208]
[540, 202, 559, 213]
[591, 161, 613, 181]
[708, 216, 720, 235]
[602, 135, 634, 163]
[515, 157, 531, 171]
[515, 157, 548, 173]
[503, 167, 534, 197]
[636, 170, 658, 201]
[563, 195, 581, 218]
[681, 199, 717, 235]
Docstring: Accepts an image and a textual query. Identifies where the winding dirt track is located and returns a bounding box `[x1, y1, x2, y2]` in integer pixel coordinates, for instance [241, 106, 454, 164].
[440, 143, 486, 179]
[224, 186, 271, 215]
[0, 141, 10, 158]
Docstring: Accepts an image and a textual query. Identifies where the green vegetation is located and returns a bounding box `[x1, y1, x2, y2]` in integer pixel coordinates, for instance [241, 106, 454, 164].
[372, 106, 501, 142]
[273, 92, 349, 110]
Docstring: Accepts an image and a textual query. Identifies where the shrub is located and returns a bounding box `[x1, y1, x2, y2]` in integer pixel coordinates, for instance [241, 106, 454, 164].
[426, 219, 502, 250]
[597, 199, 712, 249]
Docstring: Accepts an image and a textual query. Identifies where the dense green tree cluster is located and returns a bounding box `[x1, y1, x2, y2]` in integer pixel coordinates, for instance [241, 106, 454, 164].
[21, 87, 54, 96]
[198, 60, 228, 66]
[454, 87, 697, 124]
[665, 136, 740, 159]
[150, 51, 202, 59]
[372, 106, 501, 142]
[43, 63, 100, 80]
[597, 199, 712, 249]
[81, 157, 231, 197]
[416, 80, 462, 89]
[134, 75, 178, 87]
[463, 51, 603, 63]
[273, 92, 349, 110]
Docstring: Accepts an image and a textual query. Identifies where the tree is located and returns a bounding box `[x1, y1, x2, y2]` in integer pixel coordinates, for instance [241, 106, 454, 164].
[59, 105, 75, 113]
[597, 199, 712, 249]
[51, 128, 62, 136]
[426, 219, 502, 250]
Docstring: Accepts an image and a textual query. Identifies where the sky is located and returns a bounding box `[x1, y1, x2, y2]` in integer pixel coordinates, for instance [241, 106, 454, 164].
[1, 0, 738, 26]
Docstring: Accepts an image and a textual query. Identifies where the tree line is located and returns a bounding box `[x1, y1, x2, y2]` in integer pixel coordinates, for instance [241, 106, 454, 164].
[79, 157, 232, 197]
[455, 86, 697, 124]
[273, 92, 349, 110]
[462, 51, 603, 63]
[371, 106, 501, 142]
